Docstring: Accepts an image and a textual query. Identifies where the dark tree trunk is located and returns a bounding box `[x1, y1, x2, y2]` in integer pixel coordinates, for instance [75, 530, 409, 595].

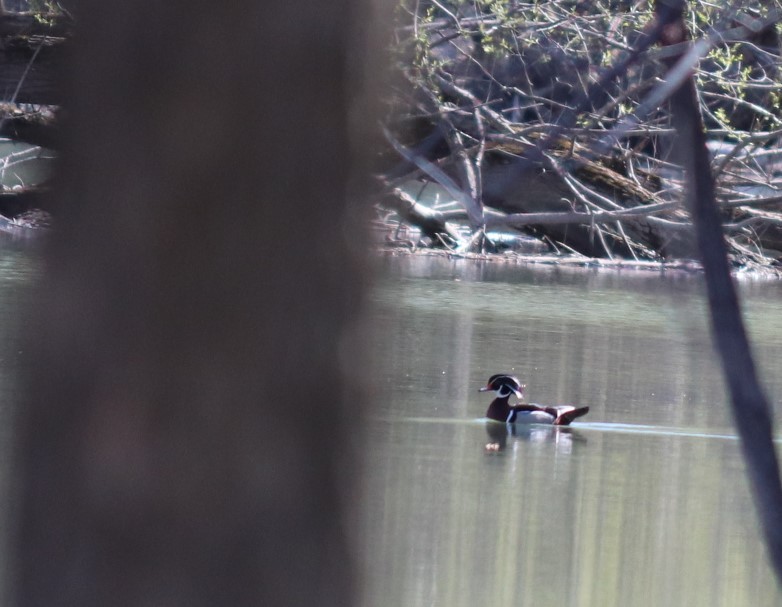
[11, 2, 371, 607]
[658, 0, 782, 584]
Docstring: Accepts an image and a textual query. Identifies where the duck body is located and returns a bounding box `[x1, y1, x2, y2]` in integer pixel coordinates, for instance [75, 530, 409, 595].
[480, 374, 589, 426]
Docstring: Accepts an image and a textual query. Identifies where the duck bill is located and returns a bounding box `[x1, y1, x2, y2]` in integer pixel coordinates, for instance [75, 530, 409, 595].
[478, 386, 491, 392]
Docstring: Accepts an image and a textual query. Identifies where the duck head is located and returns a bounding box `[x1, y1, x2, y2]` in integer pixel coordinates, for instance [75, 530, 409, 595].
[479, 374, 525, 400]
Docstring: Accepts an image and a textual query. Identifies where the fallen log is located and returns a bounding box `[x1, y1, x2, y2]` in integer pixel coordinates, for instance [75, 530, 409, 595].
[381, 2, 782, 265]
[378, 188, 461, 246]
[0, 102, 58, 148]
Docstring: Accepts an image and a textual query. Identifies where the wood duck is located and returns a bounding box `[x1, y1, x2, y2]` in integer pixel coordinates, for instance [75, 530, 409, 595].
[479, 374, 589, 426]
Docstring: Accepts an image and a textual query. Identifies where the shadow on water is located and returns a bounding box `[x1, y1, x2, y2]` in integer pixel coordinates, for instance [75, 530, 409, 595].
[361, 255, 782, 607]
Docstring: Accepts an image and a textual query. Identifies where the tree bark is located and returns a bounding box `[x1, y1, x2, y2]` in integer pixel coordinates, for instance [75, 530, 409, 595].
[11, 2, 371, 607]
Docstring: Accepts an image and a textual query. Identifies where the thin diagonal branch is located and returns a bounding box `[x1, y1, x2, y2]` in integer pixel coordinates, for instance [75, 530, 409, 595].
[659, 0, 782, 583]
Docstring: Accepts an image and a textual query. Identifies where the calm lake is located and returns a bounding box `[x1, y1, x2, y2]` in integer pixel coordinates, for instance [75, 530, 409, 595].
[360, 253, 782, 607]
[2, 243, 782, 605]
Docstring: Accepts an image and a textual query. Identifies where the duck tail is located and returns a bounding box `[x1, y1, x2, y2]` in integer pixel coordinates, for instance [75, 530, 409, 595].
[554, 406, 590, 426]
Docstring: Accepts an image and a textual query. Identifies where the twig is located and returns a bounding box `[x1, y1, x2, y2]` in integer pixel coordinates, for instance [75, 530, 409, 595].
[382, 126, 484, 228]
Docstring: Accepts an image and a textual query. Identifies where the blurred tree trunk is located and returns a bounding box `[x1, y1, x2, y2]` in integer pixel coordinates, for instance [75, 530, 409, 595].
[11, 2, 374, 606]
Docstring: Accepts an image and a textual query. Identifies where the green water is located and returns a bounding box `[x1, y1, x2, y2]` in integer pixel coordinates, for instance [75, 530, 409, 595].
[0, 244, 37, 605]
[360, 254, 782, 606]
[1, 243, 781, 605]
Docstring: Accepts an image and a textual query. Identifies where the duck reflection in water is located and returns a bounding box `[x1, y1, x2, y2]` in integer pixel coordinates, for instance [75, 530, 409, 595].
[480, 374, 589, 453]
[483, 418, 586, 453]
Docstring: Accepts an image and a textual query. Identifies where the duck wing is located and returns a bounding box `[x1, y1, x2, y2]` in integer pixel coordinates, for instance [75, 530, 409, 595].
[508, 403, 589, 425]
[549, 406, 590, 426]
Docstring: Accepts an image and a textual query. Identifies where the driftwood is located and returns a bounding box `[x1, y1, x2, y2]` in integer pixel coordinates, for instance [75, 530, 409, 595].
[0, 10, 67, 227]
[379, 188, 461, 245]
[0, 101, 57, 147]
[477, 137, 697, 259]
[379, 2, 782, 265]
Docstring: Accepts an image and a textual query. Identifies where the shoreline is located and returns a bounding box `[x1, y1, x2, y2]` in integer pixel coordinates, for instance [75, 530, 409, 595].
[375, 245, 782, 279]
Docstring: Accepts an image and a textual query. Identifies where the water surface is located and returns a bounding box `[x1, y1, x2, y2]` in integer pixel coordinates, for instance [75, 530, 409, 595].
[361, 254, 782, 606]
[0, 243, 38, 604]
[0, 243, 780, 605]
